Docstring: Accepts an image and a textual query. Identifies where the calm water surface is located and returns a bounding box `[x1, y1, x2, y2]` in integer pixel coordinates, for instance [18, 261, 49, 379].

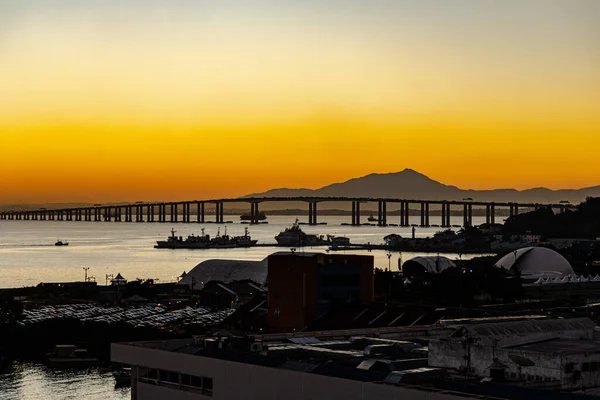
[0, 215, 489, 288]
[0, 362, 129, 400]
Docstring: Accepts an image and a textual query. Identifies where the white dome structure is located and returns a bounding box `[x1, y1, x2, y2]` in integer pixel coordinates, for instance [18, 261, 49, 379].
[495, 247, 573, 281]
[402, 256, 457, 276]
[178, 258, 267, 290]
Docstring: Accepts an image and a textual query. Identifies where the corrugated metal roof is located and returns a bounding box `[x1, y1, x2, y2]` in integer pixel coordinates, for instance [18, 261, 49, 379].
[452, 317, 596, 339]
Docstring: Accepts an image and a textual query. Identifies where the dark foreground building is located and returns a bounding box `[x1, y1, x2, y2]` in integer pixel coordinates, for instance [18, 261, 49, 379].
[267, 252, 374, 333]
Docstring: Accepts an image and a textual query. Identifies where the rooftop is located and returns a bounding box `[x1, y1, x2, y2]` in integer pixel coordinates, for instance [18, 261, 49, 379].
[509, 338, 600, 356]
[450, 317, 596, 340]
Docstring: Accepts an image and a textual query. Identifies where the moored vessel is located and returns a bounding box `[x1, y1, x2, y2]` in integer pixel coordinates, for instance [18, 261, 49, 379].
[274, 220, 350, 247]
[240, 211, 267, 221]
[155, 228, 257, 249]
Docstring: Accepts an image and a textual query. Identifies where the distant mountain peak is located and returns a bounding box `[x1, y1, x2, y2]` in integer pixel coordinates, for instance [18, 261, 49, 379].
[241, 169, 600, 205]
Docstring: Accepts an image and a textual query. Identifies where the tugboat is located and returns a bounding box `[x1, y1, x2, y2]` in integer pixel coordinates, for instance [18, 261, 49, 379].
[155, 228, 257, 249]
[55, 239, 69, 246]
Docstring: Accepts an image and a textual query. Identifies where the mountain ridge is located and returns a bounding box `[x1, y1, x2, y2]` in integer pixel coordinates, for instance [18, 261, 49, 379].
[244, 169, 600, 204]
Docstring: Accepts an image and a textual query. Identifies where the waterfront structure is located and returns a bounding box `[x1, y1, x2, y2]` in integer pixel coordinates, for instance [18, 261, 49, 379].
[267, 252, 374, 333]
[0, 197, 576, 227]
[495, 247, 574, 281]
[178, 259, 268, 291]
[429, 318, 600, 390]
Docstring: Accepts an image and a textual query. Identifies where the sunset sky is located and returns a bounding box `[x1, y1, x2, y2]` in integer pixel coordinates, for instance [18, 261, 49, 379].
[1, 0, 599, 203]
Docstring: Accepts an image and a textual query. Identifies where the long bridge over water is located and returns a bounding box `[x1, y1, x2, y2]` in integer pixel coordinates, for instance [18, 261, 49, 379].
[0, 197, 576, 228]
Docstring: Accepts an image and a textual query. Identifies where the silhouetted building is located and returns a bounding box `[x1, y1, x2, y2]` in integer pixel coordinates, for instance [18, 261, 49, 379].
[267, 252, 373, 332]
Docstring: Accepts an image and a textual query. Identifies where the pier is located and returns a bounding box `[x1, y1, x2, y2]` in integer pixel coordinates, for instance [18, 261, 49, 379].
[0, 197, 575, 228]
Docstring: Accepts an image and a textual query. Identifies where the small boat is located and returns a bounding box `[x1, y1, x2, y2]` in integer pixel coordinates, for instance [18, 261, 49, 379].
[367, 214, 378, 222]
[55, 240, 69, 246]
[45, 345, 97, 368]
[240, 211, 267, 221]
[113, 367, 131, 387]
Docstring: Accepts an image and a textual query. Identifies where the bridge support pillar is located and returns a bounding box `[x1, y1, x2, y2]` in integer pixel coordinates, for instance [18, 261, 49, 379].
[184, 203, 190, 223]
[249, 202, 260, 225]
[468, 204, 473, 226]
[197, 202, 204, 223]
[441, 203, 446, 227]
[356, 201, 361, 225]
[377, 201, 386, 226]
[490, 204, 495, 224]
[170, 204, 177, 223]
[308, 202, 318, 225]
[215, 202, 224, 223]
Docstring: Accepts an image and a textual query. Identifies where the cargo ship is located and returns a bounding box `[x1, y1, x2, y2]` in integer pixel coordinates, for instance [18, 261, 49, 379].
[155, 228, 257, 249]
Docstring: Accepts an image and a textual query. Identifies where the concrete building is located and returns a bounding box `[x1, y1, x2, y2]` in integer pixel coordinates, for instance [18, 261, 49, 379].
[112, 335, 485, 400]
[429, 317, 600, 390]
[267, 252, 374, 333]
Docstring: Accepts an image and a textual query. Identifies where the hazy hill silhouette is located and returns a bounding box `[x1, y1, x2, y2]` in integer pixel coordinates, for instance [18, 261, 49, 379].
[244, 169, 600, 204]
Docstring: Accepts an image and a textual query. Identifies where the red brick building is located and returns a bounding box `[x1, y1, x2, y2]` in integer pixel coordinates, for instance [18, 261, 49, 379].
[267, 252, 374, 333]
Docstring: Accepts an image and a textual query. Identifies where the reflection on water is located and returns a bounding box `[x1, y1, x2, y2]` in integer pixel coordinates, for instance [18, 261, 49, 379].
[0, 215, 490, 288]
[0, 361, 129, 400]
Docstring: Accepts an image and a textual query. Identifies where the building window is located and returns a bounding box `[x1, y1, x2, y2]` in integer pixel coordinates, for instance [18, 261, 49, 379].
[591, 362, 599, 371]
[565, 363, 575, 374]
[204, 377, 213, 395]
[139, 367, 212, 397]
[583, 362, 590, 372]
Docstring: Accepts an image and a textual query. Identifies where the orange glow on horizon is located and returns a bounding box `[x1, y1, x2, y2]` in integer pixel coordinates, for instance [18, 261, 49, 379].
[1, 1, 599, 204]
